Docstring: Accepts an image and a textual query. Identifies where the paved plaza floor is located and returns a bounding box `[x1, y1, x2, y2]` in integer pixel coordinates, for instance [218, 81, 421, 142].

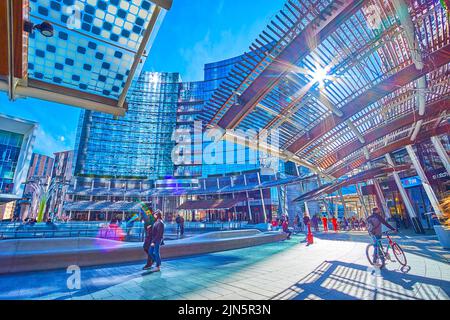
[0, 231, 448, 300]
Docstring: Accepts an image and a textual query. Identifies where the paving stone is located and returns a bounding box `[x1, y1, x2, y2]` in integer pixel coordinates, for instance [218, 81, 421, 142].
[1, 233, 448, 300]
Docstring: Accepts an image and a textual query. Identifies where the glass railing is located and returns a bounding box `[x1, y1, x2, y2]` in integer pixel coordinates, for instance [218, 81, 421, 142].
[0, 221, 249, 241]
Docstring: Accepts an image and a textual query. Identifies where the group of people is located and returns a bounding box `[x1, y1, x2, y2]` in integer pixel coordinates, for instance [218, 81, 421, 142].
[280, 212, 387, 236]
[292, 213, 341, 233]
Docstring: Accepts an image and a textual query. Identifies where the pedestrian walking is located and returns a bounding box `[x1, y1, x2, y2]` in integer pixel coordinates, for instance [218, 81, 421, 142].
[343, 217, 349, 231]
[303, 213, 310, 233]
[311, 214, 319, 232]
[149, 209, 165, 272]
[142, 214, 156, 270]
[175, 214, 181, 237]
[180, 215, 185, 237]
[322, 215, 328, 232]
[331, 216, 338, 232]
[293, 214, 300, 234]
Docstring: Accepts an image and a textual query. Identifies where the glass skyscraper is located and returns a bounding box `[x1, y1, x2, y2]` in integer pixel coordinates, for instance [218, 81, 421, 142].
[0, 114, 37, 202]
[74, 55, 284, 181]
[174, 54, 287, 179]
[74, 72, 181, 180]
[174, 80, 205, 178]
[0, 130, 24, 194]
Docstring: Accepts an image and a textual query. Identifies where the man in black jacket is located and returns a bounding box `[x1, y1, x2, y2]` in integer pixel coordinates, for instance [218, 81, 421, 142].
[150, 210, 165, 272]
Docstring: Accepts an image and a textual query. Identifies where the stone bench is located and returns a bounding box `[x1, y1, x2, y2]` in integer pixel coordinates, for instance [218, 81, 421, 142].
[0, 230, 287, 274]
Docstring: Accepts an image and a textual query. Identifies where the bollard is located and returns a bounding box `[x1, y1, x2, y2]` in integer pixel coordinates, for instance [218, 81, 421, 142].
[307, 223, 314, 245]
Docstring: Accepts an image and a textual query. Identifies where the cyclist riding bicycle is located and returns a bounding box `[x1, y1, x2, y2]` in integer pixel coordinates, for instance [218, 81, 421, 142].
[366, 207, 397, 263]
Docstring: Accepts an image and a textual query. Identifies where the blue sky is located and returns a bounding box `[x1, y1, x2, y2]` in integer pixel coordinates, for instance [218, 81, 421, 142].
[0, 0, 285, 157]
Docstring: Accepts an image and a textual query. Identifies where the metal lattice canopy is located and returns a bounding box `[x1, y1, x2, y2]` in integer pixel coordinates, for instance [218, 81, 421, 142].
[205, 0, 450, 179]
[0, 0, 173, 115]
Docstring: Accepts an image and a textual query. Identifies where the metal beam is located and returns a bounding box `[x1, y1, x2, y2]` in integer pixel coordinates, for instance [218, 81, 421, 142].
[150, 0, 173, 10]
[338, 189, 347, 218]
[117, 6, 162, 108]
[329, 123, 450, 177]
[6, 0, 14, 100]
[287, 44, 450, 155]
[405, 145, 444, 216]
[216, 0, 366, 130]
[385, 153, 421, 231]
[257, 172, 268, 223]
[355, 183, 369, 218]
[317, 99, 450, 169]
[392, 0, 427, 142]
[430, 136, 450, 175]
[0, 79, 127, 116]
[385, 153, 424, 234]
[221, 129, 323, 174]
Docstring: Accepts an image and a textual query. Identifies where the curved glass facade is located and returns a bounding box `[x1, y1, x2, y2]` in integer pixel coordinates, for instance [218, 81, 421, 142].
[74, 72, 180, 180]
[0, 131, 23, 194]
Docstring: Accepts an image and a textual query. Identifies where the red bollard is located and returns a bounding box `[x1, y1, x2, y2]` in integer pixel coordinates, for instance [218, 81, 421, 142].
[307, 223, 314, 245]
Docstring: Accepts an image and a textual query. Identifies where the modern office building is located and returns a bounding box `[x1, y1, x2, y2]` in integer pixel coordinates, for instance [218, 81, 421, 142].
[74, 72, 181, 180]
[174, 80, 205, 178]
[67, 72, 181, 220]
[52, 150, 75, 182]
[174, 54, 284, 179]
[0, 114, 37, 220]
[0, 114, 37, 203]
[18, 153, 55, 220]
[26, 153, 54, 182]
[64, 168, 313, 223]
[66, 56, 293, 222]
[48, 150, 75, 218]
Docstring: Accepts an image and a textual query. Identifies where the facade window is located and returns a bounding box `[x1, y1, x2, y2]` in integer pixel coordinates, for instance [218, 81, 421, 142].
[0, 130, 24, 194]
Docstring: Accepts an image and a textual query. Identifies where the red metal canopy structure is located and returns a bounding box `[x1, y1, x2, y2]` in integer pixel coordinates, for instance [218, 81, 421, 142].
[178, 196, 247, 211]
[293, 164, 411, 202]
[205, 0, 450, 179]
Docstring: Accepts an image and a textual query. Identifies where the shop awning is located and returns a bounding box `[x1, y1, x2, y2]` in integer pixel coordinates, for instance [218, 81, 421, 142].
[178, 197, 245, 211]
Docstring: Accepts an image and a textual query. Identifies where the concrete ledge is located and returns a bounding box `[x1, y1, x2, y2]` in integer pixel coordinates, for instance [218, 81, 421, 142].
[0, 231, 287, 274]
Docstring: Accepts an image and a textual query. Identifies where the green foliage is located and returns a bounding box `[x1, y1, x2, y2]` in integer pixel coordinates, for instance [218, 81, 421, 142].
[37, 194, 48, 223]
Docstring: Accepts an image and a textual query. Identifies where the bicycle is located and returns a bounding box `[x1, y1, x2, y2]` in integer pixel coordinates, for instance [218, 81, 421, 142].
[366, 230, 407, 269]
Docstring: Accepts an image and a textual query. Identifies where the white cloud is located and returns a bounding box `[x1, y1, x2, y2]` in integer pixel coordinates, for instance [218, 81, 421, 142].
[33, 127, 73, 157]
[216, 0, 224, 14]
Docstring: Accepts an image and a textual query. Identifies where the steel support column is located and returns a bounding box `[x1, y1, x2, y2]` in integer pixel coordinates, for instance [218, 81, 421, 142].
[355, 183, 369, 218]
[243, 174, 253, 222]
[277, 186, 283, 219]
[405, 145, 443, 216]
[259, 188, 268, 223]
[304, 201, 310, 217]
[338, 189, 347, 218]
[386, 153, 424, 233]
[431, 136, 450, 175]
[373, 179, 391, 218]
[257, 172, 268, 223]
